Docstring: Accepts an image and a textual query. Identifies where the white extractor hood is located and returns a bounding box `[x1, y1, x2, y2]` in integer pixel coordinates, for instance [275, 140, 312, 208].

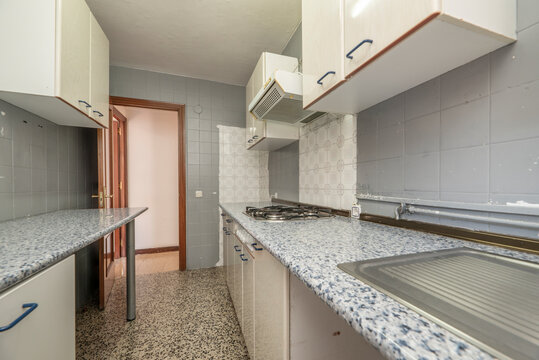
[248, 70, 325, 125]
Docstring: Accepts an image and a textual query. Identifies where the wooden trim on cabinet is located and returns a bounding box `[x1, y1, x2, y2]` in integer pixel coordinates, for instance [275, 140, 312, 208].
[304, 12, 441, 110]
[56, 96, 106, 128]
[109, 96, 187, 271]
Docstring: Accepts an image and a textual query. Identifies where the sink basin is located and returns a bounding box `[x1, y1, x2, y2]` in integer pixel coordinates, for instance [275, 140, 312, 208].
[338, 248, 539, 360]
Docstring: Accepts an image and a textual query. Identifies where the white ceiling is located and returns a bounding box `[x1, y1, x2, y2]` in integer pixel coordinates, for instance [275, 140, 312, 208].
[86, 0, 301, 86]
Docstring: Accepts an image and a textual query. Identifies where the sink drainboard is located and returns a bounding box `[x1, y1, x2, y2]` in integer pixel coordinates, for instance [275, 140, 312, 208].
[337, 247, 539, 360]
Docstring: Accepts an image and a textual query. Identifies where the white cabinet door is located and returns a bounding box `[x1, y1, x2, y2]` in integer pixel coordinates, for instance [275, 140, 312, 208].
[343, 0, 438, 77]
[233, 236, 243, 329]
[0, 256, 75, 360]
[89, 14, 110, 127]
[242, 246, 255, 359]
[302, 0, 345, 108]
[56, 0, 92, 114]
[254, 242, 289, 360]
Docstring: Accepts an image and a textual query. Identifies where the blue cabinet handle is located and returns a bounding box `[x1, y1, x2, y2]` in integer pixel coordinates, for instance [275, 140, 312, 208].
[225, 231, 230, 235]
[234, 245, 241, 252]
[221, 213, 226, 217]
[252, 243, 263, 251]
[317, 71, 336, 85]
[0, 303, 38, 332]
[92, 110, 104, 117]
[240, 254, 248, 261]
[78, 100, 92, 108]
[223, 227, 228, 231]
[226, 219, 232, 223]
[346, 39, 373, 59]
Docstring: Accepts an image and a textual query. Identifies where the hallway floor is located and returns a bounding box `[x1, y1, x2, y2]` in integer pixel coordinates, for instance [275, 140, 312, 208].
[76, 265, 248, 359]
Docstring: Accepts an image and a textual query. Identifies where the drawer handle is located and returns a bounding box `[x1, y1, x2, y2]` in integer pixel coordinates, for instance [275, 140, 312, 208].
[93, 110, 104, 117]
[0, 303, 38, 332]
[252, 243, 263, 251]
[346, 39, 373, 59]
[253, 135, 259, 139]
[226, 219, 232, 223]
[248, 138, 254, 143]
[222, 227, 228, 231]
[234, 245, 241, 252]
[240, 254, 248, 261]
[221, 213, 226, 217]
[317, 71, 336, 85]
[78, 100, 92, 108]
[225, 231, 231, 235]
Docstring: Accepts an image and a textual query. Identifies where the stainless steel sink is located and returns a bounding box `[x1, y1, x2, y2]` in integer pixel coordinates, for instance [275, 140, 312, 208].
[338, 248, 539, 360]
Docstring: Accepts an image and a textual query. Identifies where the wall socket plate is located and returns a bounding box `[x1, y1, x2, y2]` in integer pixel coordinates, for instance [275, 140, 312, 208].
[195, 190, 203, 198]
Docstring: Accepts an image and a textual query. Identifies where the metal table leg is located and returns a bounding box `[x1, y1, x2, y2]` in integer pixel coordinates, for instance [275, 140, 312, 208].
[126, 220, 136, 321]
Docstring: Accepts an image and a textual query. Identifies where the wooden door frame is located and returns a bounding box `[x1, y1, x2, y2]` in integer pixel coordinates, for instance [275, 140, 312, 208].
[109, 96, 187, 271]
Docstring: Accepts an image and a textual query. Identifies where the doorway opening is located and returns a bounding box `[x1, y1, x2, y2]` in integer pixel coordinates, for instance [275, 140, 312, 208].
[109, 97, 186, 272]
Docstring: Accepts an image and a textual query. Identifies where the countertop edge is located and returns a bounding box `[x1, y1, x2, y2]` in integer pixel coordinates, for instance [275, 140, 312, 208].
[0, 207, 148, 293]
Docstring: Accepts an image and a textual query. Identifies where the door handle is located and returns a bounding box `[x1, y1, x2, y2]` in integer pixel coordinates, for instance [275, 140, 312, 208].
[234, 245, 241, 252]
[252, 243, 263, 251]
[0, 303, 38, 332]
[240, 254, 248, 262]
[317, 71, 336, 85]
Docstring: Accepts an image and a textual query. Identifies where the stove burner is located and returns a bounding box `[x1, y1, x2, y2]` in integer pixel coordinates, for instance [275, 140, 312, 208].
[244, 205, 333, 221]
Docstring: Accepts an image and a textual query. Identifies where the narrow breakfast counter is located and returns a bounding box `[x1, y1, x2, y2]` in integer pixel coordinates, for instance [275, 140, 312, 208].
[0, 208, 147, 319]
[220, 202, 539, 360]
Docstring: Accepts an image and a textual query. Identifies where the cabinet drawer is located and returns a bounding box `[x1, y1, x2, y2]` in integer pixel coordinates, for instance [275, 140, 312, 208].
[0, 256, 75, 360]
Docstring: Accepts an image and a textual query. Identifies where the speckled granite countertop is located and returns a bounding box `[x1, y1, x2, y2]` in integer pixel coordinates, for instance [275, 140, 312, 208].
[220, 202, 539, 360]
[0, 208, 147, 292]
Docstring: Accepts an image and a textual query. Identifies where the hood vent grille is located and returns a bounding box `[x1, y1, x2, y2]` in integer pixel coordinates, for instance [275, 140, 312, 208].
[252, 85, 283, 119]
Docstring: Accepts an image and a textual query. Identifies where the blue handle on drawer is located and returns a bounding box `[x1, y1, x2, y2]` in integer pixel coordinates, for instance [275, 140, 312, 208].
[240, 254, 248, 261]
[0, 303, 38, 332]
[234, 245, 241, 252]
[317, 71, 336, 85]
[346, 39, 373, 59]
[252, 243, 263, 251]
[78, 100, 92, 108]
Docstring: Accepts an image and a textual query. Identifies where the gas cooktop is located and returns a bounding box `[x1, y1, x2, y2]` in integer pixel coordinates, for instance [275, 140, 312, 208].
[244, 205, 334, 221]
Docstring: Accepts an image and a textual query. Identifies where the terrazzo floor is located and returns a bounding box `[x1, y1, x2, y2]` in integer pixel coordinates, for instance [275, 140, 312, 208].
[76, 267, 249, 360]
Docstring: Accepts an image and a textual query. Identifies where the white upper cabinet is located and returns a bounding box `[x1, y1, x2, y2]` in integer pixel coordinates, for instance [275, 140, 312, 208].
[89, 14, 110, 125]
[0, 0, 110, 128]
[303, 0, 516, 114]
[57, 0, 92, 115]
[343, 0, 438, 77]
[245, 52, 300, 150]
[302, 0, 345, 108]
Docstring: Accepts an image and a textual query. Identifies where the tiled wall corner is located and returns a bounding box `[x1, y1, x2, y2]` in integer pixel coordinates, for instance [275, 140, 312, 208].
[299, 113, 357, 210]
[218, 125, 269, 203]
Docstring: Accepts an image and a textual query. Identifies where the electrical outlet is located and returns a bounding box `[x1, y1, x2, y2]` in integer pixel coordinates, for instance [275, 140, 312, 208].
[195, 190, 203, 198]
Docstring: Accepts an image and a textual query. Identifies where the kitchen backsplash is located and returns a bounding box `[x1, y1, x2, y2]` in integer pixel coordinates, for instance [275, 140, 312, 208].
[356, 5, 539, 239]
[218, 125, 270, 203]
[299, 113, 357, 210]
[0, 99, 97, 221]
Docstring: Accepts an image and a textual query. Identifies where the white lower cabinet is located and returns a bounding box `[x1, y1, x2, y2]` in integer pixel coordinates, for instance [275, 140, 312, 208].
[232, 236, 243, 329]
[0, 255, 75, 360]
[289, 274, 383, 360]
[241, 246, 255, 358]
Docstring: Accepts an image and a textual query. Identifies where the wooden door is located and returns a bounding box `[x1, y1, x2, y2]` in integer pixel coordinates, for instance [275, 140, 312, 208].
[111, 107, 127, 258]
[302, 0, 345, 108]
[97, 111, 115, 309]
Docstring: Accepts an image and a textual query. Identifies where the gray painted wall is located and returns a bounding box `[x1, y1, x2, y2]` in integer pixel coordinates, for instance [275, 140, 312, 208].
[0, 99, 99, 309]
[356, 1, 539, 239]
[268, 23, 302, 201]
[0, 99, 97, 220]
[109, 66, 245, 269]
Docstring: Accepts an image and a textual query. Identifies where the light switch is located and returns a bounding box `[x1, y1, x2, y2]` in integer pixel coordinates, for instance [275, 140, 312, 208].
[195, 190, 203, 198]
